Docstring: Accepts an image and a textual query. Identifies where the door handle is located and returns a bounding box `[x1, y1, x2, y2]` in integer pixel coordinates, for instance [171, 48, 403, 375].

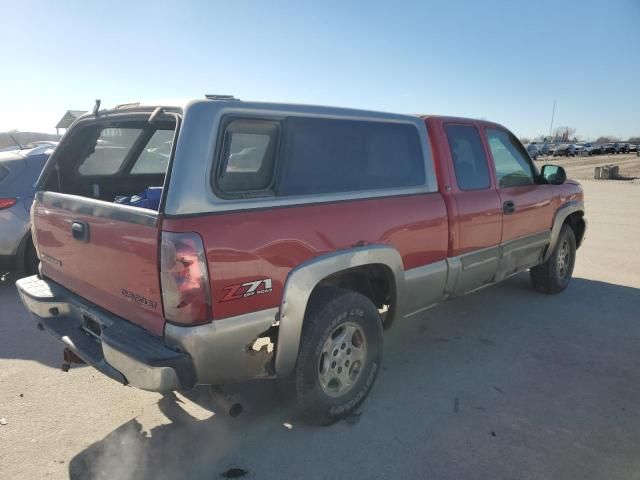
[71, 221, 90, 242]
[503, 201, 515, 215]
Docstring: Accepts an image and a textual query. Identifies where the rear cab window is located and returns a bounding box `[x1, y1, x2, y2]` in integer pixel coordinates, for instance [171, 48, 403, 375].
[279, 117, 424, 196]
[445, 124, 491, 190]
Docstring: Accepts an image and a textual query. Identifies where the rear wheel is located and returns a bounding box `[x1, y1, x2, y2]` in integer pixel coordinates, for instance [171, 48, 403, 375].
[530, 224, 576, 294]
[278, 287, 383, 425]
[24, 237, 39, 275]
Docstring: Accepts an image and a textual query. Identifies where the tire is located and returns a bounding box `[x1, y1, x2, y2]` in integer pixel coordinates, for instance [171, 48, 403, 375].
[530, 224, 576, 294]
[25, 238, 39, 275]
[278, 287, 383, 425]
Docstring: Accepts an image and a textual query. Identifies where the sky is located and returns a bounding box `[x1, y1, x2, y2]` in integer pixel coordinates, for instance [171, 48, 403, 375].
[1, 0, 639, 140]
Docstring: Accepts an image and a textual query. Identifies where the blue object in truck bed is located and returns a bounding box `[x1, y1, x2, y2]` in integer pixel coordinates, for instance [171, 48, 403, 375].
[114, 187, 162, 210]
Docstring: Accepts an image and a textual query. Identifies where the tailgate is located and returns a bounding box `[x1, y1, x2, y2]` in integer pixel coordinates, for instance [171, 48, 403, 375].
[33, 192, 165, 335]
[30, 109, 180, 336]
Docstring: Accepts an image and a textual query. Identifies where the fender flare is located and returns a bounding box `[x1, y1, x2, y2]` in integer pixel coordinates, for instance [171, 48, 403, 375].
[543, 200, 585, 262]
[274, 245, 405, 377]
[14, 229, 33, 273]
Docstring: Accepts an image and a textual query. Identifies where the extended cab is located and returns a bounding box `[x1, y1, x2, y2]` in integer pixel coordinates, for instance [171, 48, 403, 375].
[16, 99, 585, 424]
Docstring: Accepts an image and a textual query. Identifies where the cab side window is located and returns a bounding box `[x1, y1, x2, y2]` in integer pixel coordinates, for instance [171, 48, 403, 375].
[445, 124, 491, 190]
[278, 117, 424, 196]
[486, 129, 535, 188]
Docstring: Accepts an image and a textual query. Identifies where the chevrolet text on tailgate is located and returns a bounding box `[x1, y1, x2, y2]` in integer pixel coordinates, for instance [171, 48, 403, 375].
[16, 97, 585, 424]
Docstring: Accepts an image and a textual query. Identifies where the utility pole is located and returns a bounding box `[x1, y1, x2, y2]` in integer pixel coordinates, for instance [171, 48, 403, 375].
[549, 99, 556, 141]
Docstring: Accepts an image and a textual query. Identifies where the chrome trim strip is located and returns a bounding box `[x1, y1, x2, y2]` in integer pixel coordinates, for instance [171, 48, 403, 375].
[403, 302, 441, 319]
[461, 246, 501, 270]
[275, 245, 405, 377]
[36, 191, 158, 227]
[502, 231, 550, 255]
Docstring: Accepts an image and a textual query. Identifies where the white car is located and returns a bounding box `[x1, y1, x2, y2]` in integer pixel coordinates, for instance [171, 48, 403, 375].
[581, 143, 596, 156]
[526, 143, 540, 159]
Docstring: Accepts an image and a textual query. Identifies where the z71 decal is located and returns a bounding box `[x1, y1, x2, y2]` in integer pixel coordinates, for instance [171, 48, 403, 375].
[221, 278, 273, 302]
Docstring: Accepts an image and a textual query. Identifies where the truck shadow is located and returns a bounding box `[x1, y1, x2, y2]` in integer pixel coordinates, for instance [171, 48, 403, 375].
[67, 276, 640, 480]
[0, 275, 64, 369]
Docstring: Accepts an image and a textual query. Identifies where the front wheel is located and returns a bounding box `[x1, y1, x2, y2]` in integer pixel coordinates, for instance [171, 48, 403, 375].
[530, 224, 576, 294]
[278, 287, 383, 425]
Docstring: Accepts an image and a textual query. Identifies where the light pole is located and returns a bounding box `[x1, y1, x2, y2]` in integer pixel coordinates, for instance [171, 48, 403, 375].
[549, 99, 556, 140]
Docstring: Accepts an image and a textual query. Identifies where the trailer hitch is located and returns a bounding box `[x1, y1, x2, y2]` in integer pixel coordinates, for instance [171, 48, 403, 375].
[61, 348, 85, 372]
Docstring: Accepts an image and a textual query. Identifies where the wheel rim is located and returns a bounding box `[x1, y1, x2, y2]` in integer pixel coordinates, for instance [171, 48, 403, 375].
[317, 322, 367, 398]
[556, 239, 571, 279]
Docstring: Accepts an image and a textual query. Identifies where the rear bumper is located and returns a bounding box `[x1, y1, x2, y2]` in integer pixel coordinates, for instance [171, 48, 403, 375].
[16, 275, 280, 390]
[16, 275, 195, 392]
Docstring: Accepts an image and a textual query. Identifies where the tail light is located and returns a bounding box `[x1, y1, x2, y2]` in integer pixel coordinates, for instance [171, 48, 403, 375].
[0, 198, 17, 210]
[160, 232, 212, 325]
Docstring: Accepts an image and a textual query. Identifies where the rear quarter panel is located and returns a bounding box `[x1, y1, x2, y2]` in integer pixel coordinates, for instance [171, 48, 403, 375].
[162, 193, 449, 320]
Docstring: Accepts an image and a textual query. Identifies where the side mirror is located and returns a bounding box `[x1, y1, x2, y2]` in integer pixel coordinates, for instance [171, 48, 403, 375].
[541, 165, 566, 185]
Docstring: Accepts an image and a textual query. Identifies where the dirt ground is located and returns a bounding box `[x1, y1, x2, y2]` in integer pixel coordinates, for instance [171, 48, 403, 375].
[535, 152, 640, 183]
[1, 180, 640, 480]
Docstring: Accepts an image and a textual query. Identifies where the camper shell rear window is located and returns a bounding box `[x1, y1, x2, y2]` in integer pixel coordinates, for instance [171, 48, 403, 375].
[40, 116, 177, 208]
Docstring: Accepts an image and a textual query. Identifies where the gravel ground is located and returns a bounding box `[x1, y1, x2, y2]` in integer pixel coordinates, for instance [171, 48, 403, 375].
[535, 153, 640, 183]
[1, 180, 639, 480]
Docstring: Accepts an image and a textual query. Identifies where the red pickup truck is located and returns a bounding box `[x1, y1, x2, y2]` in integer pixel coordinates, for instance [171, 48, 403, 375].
[17, 98, 585, 424]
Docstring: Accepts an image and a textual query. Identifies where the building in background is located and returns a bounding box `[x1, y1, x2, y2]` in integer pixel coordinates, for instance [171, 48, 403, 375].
[55, 110, 87, 137]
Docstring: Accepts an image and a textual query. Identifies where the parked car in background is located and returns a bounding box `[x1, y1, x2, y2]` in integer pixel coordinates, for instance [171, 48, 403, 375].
[15, 98, 585, 424]
[0, 140, 57, 153]
[0, 145, 21, 153]
[0, 144, 55, 275]
[628, 144, 639, 153]
[590, 144, 604, 155]
[573, 144, 585, 156]
[602, 144, 616, 154]
[554, 144, 577, 157]
[620, 143, 631, 154]
[526, 143, 540, 160]
[579, 143, 597, 156]
[539, 143, 551, 156]
[547, 144, 559, 156]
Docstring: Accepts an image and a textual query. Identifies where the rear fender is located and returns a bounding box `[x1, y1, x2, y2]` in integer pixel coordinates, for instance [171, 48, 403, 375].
[275, 245, 405, 377]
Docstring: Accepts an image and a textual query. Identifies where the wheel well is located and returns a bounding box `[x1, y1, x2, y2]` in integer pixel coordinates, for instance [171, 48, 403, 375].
[310, 264, 397, 329]
[564, 211, 586, 248]
[14, 232, 32, 272]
